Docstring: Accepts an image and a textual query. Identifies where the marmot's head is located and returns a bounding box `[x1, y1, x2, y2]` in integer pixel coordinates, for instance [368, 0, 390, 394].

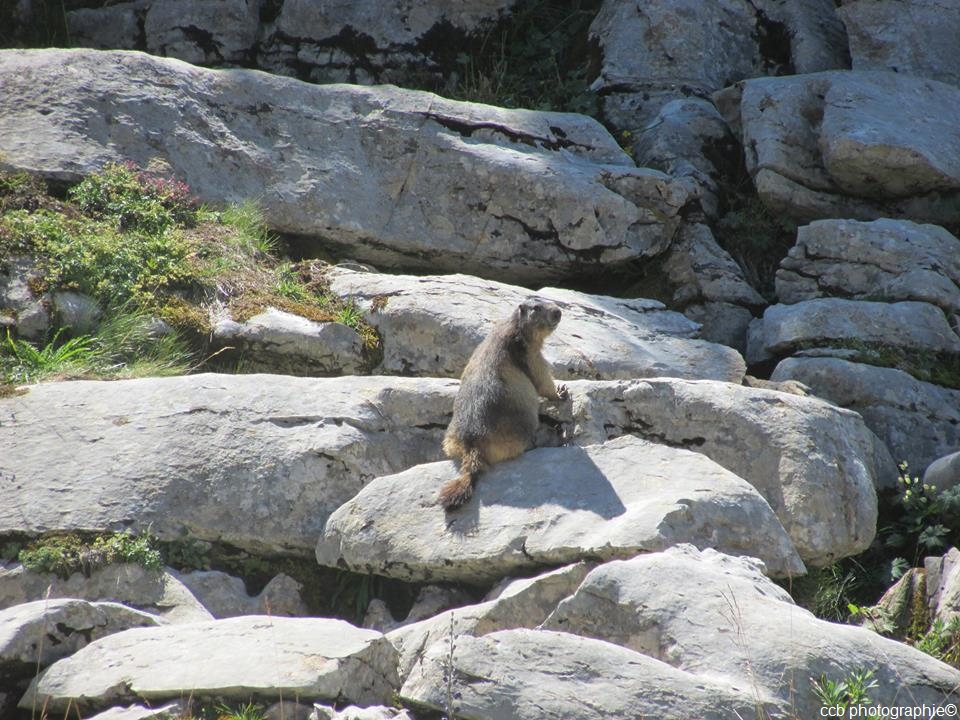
[517, 299, 561, 343]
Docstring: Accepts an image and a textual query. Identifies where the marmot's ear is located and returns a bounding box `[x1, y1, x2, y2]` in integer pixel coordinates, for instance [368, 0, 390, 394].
[518, 302, 530, 318]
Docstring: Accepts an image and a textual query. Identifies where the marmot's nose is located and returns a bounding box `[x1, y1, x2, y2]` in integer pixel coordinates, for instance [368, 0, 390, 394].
[550, 307, 561, 323]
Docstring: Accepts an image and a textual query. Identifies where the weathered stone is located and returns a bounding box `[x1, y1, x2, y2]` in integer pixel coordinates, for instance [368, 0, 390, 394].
[316, 434, 804, 582]
[388, 562, 594, 680]
[771, 357, 960, 473]
[325, 266, 746, 382]
[0, 563, 212, 624]
[542, 546, 960, 718]
[747, 298, 960, 364]
[51, 290, 101, 334]
[0, 257, 48, 341]
[0, 374, 456, 555]
[869, 568, 927, 638]
[717, 71, 960, 223]
[777, 218, 960, 316]
[66, 4, 145, 52]
[0, 599, 160, 676]
[400, 628, 770, 719]
[568, 377, 887, 565]
[926, 548, 960, 625]
[22, 617, 399, 713]
[211, 308, 368, 376]
[593, 0, 846, 130]
[145, 0, 259, 66]
[838, 0, 960, 88]
[0, 48, 690, 284]
[310, 705, 414, 720]
[924, 451, 960, 493]
[171, 570, 308, 618]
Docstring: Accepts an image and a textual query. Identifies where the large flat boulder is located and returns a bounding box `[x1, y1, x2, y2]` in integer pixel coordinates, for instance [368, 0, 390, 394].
[22, 617, 399, 713]
[0, 48, 690, 284]
[542, 546, 960, 718]
[0, 374, 456, 554]
[717, 71, 960, 223]
[772, 357, 960, 473]
[316, 434, 804, 582]
[569, 378, 888, 566]
[400, 628, 771, 719]
[776, 218, 960, 316]
[747, 298, 960, 364]
[325, 267, 746, 382]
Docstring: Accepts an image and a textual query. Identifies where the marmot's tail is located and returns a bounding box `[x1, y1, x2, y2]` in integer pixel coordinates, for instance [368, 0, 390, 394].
[438, 446, 485, 511]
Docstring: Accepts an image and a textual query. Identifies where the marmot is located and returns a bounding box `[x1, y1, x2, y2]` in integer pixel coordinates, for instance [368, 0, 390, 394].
[439, 299, 568, 511]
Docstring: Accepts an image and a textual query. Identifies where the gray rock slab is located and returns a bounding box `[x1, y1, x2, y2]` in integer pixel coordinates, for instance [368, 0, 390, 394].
[0, 48, 689, 284]
[0, 599, 161, 677]
[66, 4, 145, 52]
[924, 451, 960, 493]
[717, 71, 960, 223]
[170, 570, 308, 618]
[85, 703, 183, 720]
[145, 0, 259, 66]
[388, 562, 594, 680]
[926, 548, 960, 625]
[772, 357, 960, 473]
[400, 628, 771, 719]
[316, 434, 804, 582]
[838, 0, 960, 88]
[211, 307, 368, 376]
[0, 373, 456, 554]
[543, 546, 960, 718]
[777, 218, 960, 316]
[568, 378, 887, 566]
[0, 563, 212, 624]
[325, 267, 747, 382]
[0, 257, 49, 341]
[22, 617, 399, 713]
[747, 298, 960, 364]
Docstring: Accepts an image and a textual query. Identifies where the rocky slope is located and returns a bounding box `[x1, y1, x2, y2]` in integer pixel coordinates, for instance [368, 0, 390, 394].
[2, 1, 960, 718]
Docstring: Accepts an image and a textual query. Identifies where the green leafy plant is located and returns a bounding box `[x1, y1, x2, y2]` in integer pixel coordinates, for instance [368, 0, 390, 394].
[914, 617, 960, 667]
[1, 328, 99, 383]
[19, 531, 163, 578]
[884, 462, 960, 577]
[812, 668, 878, 717]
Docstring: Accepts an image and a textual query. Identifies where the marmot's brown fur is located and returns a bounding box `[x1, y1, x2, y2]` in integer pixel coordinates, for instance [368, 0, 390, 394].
[439, 299, 567, 511]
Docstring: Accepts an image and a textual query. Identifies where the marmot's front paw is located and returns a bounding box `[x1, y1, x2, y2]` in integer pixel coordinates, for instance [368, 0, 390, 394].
[556, 383, 569, 401]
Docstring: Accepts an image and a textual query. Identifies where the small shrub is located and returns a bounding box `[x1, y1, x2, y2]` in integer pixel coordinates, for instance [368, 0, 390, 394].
[19, 531, 162, 578]
[69, 161, 198, 234]
[812, 668, 878, 717]
[914, 617, 960, 667]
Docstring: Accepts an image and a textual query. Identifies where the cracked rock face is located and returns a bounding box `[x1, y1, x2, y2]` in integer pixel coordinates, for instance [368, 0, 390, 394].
[717, 70, 960, 224]
[0, 48, 689, 284]
[316, 433, 805, 582]
[0, 374, 457, 555]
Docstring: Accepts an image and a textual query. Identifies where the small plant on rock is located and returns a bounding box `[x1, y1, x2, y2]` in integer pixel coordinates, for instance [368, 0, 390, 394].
[19, 530, 163, 578]
[811, 668, 879, 718]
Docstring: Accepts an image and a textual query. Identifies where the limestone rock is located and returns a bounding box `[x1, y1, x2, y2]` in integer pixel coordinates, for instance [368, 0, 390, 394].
[211, 307, 368, 376]
[0, 374, 456, 555]
[316, 434, 804, 582]
[926, 548, 960, 625]
[325, 266, 747, 382]
[144, 0, 259, 66]
[0, 48, 690, 284]
[838, 0, 960, 88]
[388, 562, 594, 679]
[0, 257, 49, 341]
[746, 298, 960, 364]
[717, 71, 960, 224]
[400, 628, 769, 719]
[66, 4, 145, 52]
[568, 377, 887, 565]
[85, 703, 183, 720]
[591, 0, 847, 128]
[542, 546, 960, 717]
[0, 599, 160, 676]
[310, 706, 414, 720]
[772, 357, 960, 473]
[171, 570, 308, 618]
[23, 617, 399, 713]
[924, 451, 960, 493]
[0, 563, 212, 624]
[776, 218, 960, 317]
